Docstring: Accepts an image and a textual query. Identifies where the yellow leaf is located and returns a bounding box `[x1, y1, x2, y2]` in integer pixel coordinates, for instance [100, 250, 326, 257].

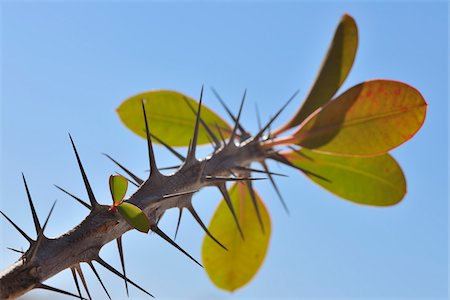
[202, 182, 271, 292]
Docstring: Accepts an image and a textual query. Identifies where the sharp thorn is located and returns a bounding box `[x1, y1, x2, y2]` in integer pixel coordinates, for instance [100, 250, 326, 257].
[234, 166, 288, 177]
[7, 247, 24, 254]
[245, 181, 265, 234]
[69, 134, 98, 208]
[183, 95, 221, 148]
[36, 283, 88, 300]
[205, 176, 266, 182]
[287, 146, 314, 161]
[88, 261, 112, 300]
[214, 123, 226, 145]
[162, 190, 198, 200]
[70, 267, 83, 300]
[103, 153, 144, 185]
[217, 184, 244, 240]
[261, 161, 290, 215]
[96, 257, 155, 298]
[255, 90, 299, 139]
[187, 205, 228, 251]
[228, 89, 246, 144]
[41, 200, 57, 236]
[150, 133, 185, 162]
[269, 152, 331, 182]
[54, 185, 92, 210]
[116, 237, 129, 297]
[75, 264, 92, 300]
[0, 211, 33, 243]
[187, 85, 204, 161]
[255, 103, 262, 132]
[151, 225, 203, 267]
[141, 100, 159, 177]
[22, 174, 42, 235]
[158, 165, 181, 171]
[211, 87, 248, 135]
[174, 208, 183, 240]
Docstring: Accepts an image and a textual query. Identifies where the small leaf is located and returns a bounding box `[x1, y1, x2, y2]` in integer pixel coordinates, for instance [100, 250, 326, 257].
[117, 202, 150, 233]
[293, 80, 427, 156]
[282, 149, 406, 206]
[274, 14, 358, 134]
[109, 175, 128, 205]
[117, 90, 232, 147]
[202, 182, 271, 292]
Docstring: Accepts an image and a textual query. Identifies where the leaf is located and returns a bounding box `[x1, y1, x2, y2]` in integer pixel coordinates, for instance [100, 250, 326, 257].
[117, 90, 232, 147]
[282, 149, 406, 206]
[274, 14, 358, 134]
[202, 182, 271, 292]
[117, 202, 150, 233]
[293, 80, 427, 156]
[109, 175, 128, 205]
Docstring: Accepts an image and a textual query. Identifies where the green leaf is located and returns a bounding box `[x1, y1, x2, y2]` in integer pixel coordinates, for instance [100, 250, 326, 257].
[294, 80, 427, 156]
[282, 149, 406, 206]
[274, 14, 358, 134]
[202, 182, 271, 292]
[117, 202, 150, 233]
[117, 90, 232, 147]
[109, 175, 128, 205]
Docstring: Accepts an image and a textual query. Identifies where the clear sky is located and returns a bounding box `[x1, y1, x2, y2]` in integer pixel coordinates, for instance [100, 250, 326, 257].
[1, 1, 448, 300]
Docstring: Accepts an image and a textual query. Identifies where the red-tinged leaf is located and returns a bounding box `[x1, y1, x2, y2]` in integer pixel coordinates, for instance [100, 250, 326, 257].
[293, 80, 427, 156]
[117, 202, 150, 233]
[274, 14, 358, 135]
[282, 149, 406, 206]
[109, 175, 128, 206]
[202, 182, 271, 292]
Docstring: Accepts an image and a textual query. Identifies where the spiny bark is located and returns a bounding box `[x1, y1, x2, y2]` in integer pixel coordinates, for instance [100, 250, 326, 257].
[0, 137, 268, 299]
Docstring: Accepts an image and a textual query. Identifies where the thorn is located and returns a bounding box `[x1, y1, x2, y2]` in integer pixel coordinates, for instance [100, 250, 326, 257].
[69, 134, 99, 209]
[204, 176, 266, 182]
[22, 174, 42, 235]
[174, 208, 183, 240]
[116, 237, 129, 297]
[269, 152, 331, 182]
[217, 184, 244, 240]
[183, 96, 221, 149]
[141, 100, 160, 177]
[96, 257, 155, 298]
[211, 87, 248, 135]
[70, 267, 83, 300]
[150, 133, 185, 162]
[103, 153, 144, 185]
[115, 172, 139, 188]
[41, 200, 57, 236]
[228, 89, 246, 144]
[287, 146, 314, 161]
[245, 181, 265, 234]
[75, 264, 92, 300]
[233, 166, 288, 177]
[54, 185, 92, 210]
[88, 261, 112, 300]
[0, 211, 33, 243]
[214, 123, 226, 145]
[151, 224, 203, 267]
[187, 85, 204, 161]
[254, 90, 299, 139]
[261, 161, 290, 215]
[7, 247, 24, 254]
[255, 103, 262, 132]
[162, 190, 198, 200]
[36, 283, 88, 300]
[158, 165, 181, 171]
[187, 205, 228, 251]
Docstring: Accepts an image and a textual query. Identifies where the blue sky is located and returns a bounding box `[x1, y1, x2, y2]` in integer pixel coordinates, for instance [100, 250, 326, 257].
[1, 1, 448, 300]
